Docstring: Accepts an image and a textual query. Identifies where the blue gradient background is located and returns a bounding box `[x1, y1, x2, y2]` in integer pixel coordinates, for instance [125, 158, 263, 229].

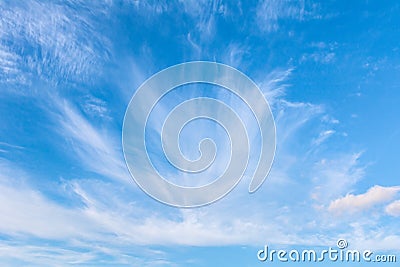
[0, 1, 399, 266]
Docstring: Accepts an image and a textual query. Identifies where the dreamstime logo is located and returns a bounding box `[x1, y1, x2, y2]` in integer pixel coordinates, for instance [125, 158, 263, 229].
[257, 239, 397, 263]
[122, 61, 276, 207]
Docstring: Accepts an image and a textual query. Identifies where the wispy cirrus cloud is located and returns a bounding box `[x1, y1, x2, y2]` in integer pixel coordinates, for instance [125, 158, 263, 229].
[0, 238, 170, 267]
[256, 0, 321, 33]
[0, 1, 112, 91]
[0, 160, 94, 240]
[311, 152, 366, 205]
[0, 60, 342, 249]
[179, 0, 223, 40]
[300, 42, 338, 64]
[257, 68, 294, 106]
[0, 160, 184, 265]
[0, 157, 300, 262]
[53, 98, 129, 183]
[0, 142, 24, 154]
[312, 129, 335, 146]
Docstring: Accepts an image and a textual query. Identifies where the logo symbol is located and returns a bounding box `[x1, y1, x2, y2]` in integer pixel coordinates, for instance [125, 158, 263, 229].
[337, 239, 348, 249]
[122, 61, 276, 207]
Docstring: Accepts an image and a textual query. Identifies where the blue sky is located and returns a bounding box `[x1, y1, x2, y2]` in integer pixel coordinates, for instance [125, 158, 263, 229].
[0, 0, 399, 266]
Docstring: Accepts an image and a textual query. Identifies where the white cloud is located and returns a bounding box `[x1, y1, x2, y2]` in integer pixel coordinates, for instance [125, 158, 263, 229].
[1, 160, 268, 263]
[0, 44, 19, 75]
[179, 0, 223, 39]
[311, 152, 366, 204]
[131, 0, 169, 15]
[0, 142, 24, 154]
[321, 115, 340, 124]
[255, 0, 324, 33]
[328, 185, 400, 214]
[0, 162, 95, 240]
[385, 200, 400, 217]
[275, 100, 324, 146]
[0, 1, 112, 91]
[221, 43, 250, 69]
[312, 130, 335, 146]
[186, 32, 202, 57]
[300, 42, 338, 64]
[2, 86, 399, 259]
[258, 68, 293, 106]
[82, 95, 110, 119]
[301, 51, 336, 64]
[0, 240, 168, 267]
[340, 221, 400, 251]
[0, 158, 313, 249]
[256, 0, 303, 32]
[54, 99, 130, 183]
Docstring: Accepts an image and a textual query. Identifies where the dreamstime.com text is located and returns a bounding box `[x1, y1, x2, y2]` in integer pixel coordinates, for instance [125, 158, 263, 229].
[257, 239, 397, 263]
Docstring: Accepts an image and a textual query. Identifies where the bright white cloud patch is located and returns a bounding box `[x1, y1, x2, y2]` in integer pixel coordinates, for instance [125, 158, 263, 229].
[328, 185, 400, 214]
[385, 200, 400, 217]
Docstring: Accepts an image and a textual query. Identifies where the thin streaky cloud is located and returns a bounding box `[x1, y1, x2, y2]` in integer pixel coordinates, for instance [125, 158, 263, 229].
[54, 98, 130, 183]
